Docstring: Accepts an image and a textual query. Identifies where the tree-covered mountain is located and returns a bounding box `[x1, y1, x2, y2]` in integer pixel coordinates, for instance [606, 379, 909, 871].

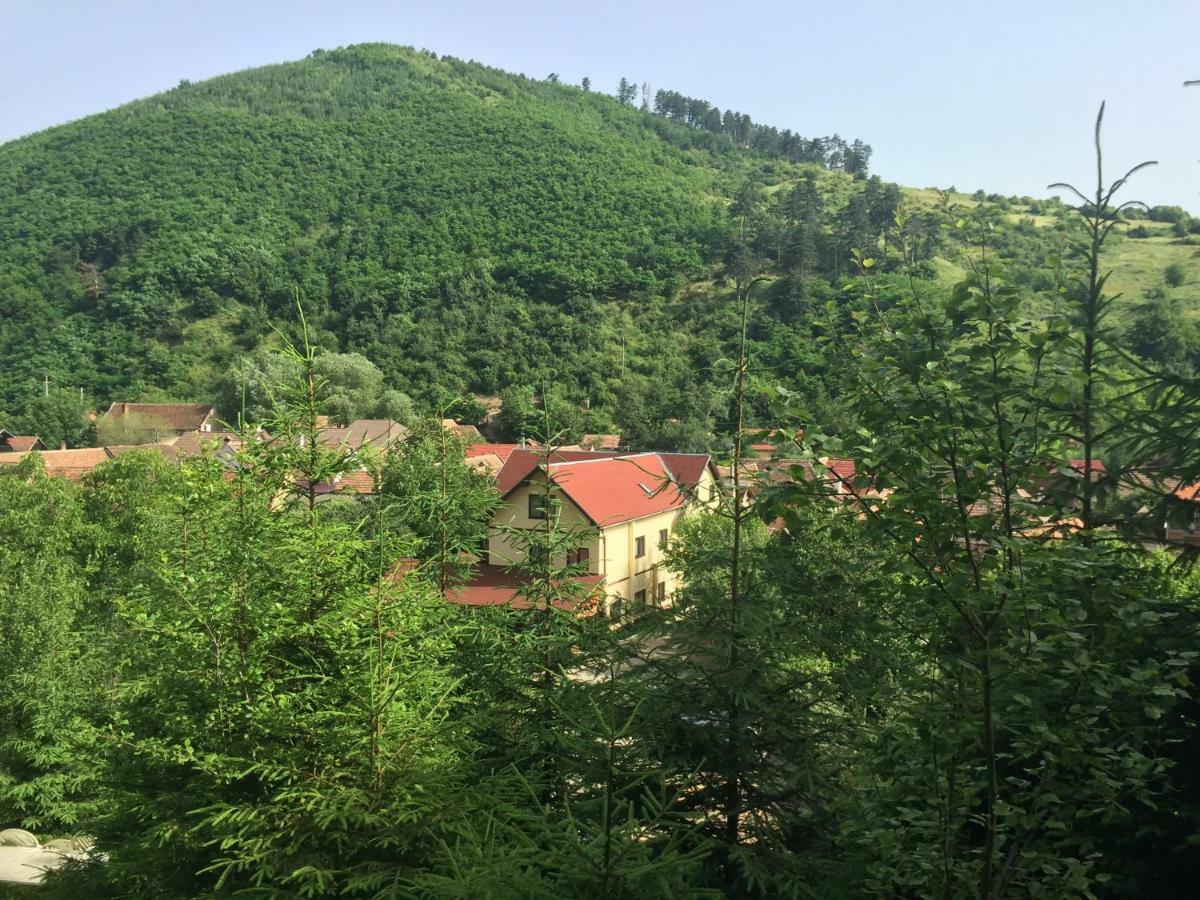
[1, 43, 1196, 448]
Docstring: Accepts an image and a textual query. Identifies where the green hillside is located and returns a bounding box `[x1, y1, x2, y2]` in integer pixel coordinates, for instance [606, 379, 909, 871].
[0, 43, 1195, 445]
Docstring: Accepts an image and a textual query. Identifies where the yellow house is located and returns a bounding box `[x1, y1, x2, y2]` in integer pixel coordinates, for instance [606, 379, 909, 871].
[449, 450, 717, 617]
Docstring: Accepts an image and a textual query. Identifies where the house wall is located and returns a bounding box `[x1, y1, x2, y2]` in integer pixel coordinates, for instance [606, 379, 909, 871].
[488, 479, 596, 571]
[487, 477, 685, 617]
[688, 466, 721, 512]
[598, 507, 682, 615]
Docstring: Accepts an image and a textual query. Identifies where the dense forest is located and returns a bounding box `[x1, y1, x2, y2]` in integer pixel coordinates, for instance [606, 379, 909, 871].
[1, 44, 1199, 898]
[3, 43, 1196, 450]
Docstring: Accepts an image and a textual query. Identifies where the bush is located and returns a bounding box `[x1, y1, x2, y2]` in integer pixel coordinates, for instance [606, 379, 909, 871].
[1165, 262, 1187, 288]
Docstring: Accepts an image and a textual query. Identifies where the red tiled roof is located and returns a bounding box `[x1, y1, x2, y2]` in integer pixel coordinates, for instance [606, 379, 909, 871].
[0, 448, 112, 481]
[1, 435, 43, 452]
[657, 453, 713, 494]
[446, 564, 603, 608]
[820, 457, 857, 486]
[172, 430, 250, 457]
[466, 443, 527, 466]
[103, 402, 216, 432]
[543, 454, 686, 527]
[495, 448, 621, 496]
[1066, 459, 1106, 475]
[1174, 481, 1200, 502]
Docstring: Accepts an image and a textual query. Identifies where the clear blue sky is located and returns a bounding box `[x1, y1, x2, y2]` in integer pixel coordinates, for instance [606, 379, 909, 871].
[2, 0, 1198, 210]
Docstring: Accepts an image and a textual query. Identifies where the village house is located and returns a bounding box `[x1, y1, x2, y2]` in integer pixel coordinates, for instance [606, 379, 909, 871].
[449, 448, 718, 618]
[0, 429, 44, 453]
[580, 433, 621, 451]
[100, 402, 218, 442]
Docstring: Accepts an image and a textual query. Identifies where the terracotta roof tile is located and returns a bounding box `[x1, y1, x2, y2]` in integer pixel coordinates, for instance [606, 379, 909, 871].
[543, 454, 686, 527]
[1, 436, 43, 452]
[495, 448, 622, 496]
[0, 448, 112, 481]
[446, 564, 603, 609]
[657, 453, 713, 494]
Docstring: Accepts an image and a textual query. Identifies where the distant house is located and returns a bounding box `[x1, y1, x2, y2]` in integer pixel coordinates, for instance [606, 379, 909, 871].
[581, 433, 621, 451]
[0, 429, 44, 453]
[441, 418, 483, 441]
[465, 441, 539, 468]
[747, 428, 801, 459]
[449, 449, 717, 618]
[101, 402, 218, 442]
[318, 419, 408, 454]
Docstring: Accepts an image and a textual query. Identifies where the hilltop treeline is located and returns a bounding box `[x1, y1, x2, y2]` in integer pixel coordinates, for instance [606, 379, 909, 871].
[648, 86, 872, 172]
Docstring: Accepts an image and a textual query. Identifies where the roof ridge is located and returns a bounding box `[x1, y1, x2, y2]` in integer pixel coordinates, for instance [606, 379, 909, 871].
[544, 451, 657, 467]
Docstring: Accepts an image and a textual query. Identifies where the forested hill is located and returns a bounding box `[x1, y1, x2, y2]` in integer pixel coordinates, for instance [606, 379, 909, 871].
[1, 43, 1196, 449]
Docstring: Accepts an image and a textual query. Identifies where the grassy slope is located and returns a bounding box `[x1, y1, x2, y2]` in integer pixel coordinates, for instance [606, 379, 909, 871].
[900, 187, 1200, 314]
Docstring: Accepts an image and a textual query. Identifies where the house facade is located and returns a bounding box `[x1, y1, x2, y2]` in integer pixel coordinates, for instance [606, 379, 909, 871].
[457, 450, 717, 617]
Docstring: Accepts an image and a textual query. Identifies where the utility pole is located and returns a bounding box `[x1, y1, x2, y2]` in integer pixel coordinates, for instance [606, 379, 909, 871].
[43, 374, 49, 396]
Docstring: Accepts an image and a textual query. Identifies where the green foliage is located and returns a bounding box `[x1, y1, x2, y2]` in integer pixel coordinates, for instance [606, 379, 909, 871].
[4, 388, 91, 449]
[380, 418, 498, 587]
[0, 466, 97, 831]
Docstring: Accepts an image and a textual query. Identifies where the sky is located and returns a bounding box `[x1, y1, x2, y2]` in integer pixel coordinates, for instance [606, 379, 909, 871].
[1, 0, 1198, 210]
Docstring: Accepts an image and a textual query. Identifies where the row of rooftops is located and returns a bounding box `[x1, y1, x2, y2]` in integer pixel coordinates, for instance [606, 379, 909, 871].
[3, 403, 1175, 519]
[0, 403, 411, 483]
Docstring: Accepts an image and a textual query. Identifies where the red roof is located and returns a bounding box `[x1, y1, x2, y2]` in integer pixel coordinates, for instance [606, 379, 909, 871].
[1, 435, 43, 452]
[466, 443, 528, 466]
[1066, 459, 1106, 475]
[1174, 481, 1200, 502]
[495, 448, 622, 496]
[446, 564, 603, 608]
[0, 448, 112, 481]
[820, 457, 857, 486]
[657, 453, 713, 494]
[541, 454, 686, 527]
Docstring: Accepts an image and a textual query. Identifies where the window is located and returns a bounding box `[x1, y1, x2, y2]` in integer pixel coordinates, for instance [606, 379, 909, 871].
[634, 589, 647, 608]
[656, 582, 666, 605]
[609, 598, 623, 622]
[566, 547, 590, 568]
[659, 528, 668, 549]
[528, 493, 547, 519]
[635, 536, 646, 558]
